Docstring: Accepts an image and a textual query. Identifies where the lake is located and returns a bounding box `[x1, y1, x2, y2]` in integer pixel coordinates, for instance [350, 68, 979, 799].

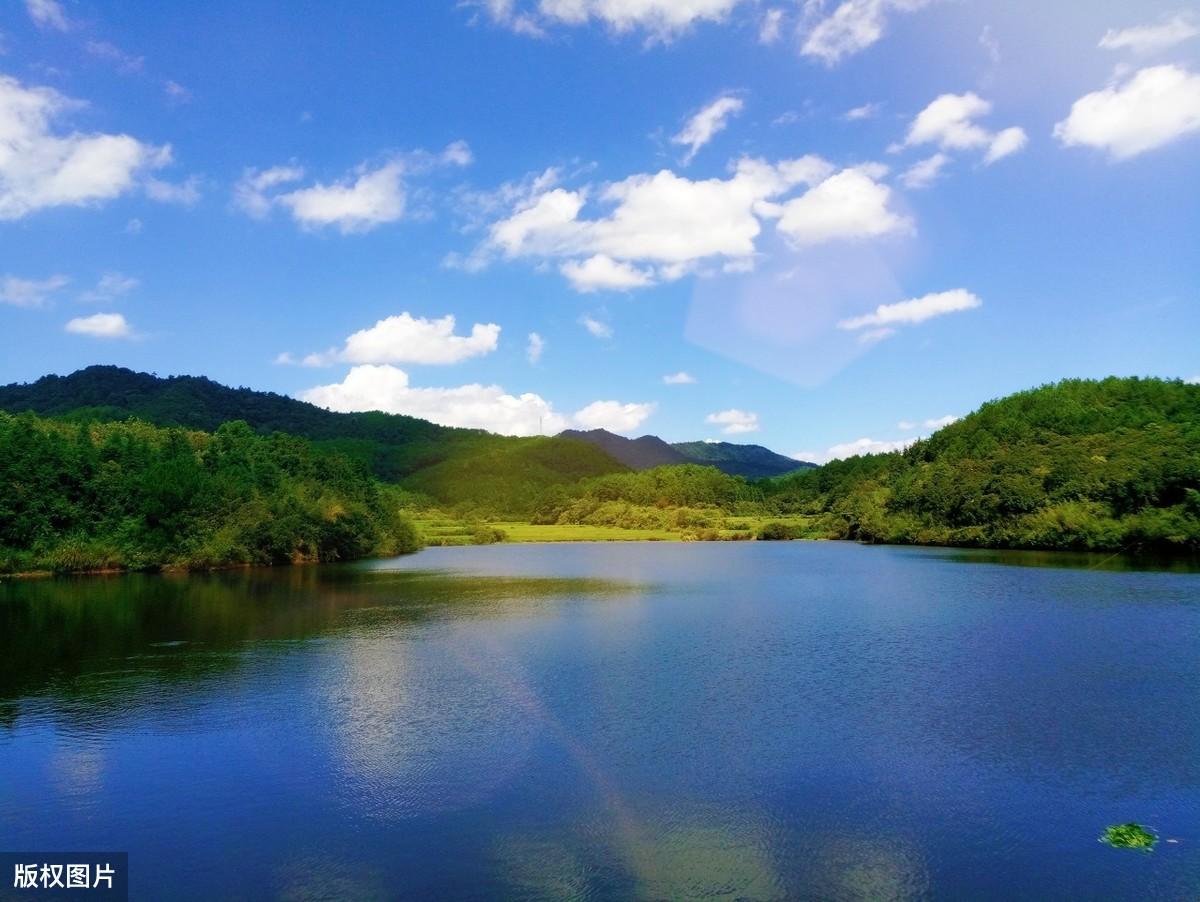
[1, 542, 1198, 900]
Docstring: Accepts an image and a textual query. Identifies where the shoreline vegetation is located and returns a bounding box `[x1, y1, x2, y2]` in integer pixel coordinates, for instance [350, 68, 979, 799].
[2, 372, 1198, 575]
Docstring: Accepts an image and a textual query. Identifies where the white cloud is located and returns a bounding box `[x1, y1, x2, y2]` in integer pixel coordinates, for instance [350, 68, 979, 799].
[85, 40, 144, 74]
[924, 414, 958, 429]
[124, 218, 143, 234]
[285, 313, 500, 367]
[903, 92, 1028, 165]
[663, 371, 697, 384]
[65, 312, 133, 339]
[237, 143, 469, 232]
[898, 415, 958, 430]
[900, 152, 950, 189]
[234, 165, 305, 218]
[838, 288, 981, 331]
[759, 8, 784, 44]
[983, 126, 1028, 164]
[526, 331, 545, 364]
[580, 315, 613, 339]
[1099, 14, 1198, 54]
[471, 155, 913, 288]
[0, 273, 69, 307]
[823, 436, 911, 460]
[478, 0, 747, 41]
[144, 175, 201, 206]
[705, 408, 759, 434]
[26, 0, 69, 31]
[0, 75, 171, 220]
[672, 95, 744, 164]
[278, 161, 405, 233]
[573, 400, 655, 433]
[844, 102, 881, 121]
[801, 0, 932, 65]
[1054, 65, 1200, 160]
[561, 254, 654, 292]
[301, 364, 570, 436]
[775, 165, 912, 244]
[79, 272, 139, 302]
[440, 140, 474, 167]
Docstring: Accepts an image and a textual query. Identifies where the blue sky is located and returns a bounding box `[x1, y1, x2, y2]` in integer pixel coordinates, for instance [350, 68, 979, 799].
[2, 0, 1198, 460]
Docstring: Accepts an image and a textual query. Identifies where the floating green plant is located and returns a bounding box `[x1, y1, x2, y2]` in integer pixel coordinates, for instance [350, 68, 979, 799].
[1099, 823, 1157, 851]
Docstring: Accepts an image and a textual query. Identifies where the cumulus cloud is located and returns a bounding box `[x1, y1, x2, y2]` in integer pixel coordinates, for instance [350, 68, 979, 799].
[574, 400, 656, 433]
[25, 0, 69, 31]
[561, 254, 653, 292]
[79, 272, 138, 303]
[65, 312, 133, 339]
[1099, 13, 1198, 54]
[1, 273, 69, 307]
[85, 40, 144, 74]
[477, 0, 747, 41]
[838, 288, 981, 333]
[802, 0, 932, 65]
[301, 365, 569, 436]
[526, 331, 545, 364]
[278, 161, 405, 233]
[902, 92, 1028, 164]
[822, 436, 911, 461]
[0, 75, 172, 220]
[236, 142, 469, 232]
[580, 315, 613, 339]
[282, 313, 500, 367]
[900, 152, 950, 189]
[672, 94, 744, 164]
[1054, 65, 1200, 160]
[469, 154, 910, 289]
[663, 371, 697, 384]
[705, 408, 759, 434]
[300, 365, 655, 437]
[774, 165, 912, 244]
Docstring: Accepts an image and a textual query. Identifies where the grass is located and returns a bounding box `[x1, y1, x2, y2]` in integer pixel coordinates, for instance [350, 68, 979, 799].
[493, 523, 680, 543]
[411, 514, 823, 546]
[1099, 823, 1157, 851]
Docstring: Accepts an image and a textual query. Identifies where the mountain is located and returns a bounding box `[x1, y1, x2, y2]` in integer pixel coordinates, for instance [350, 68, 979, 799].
[559, 428, 810, 478]
[559, 428, 692, 471]
[0, 367, 626, 506]
[671, 441, 815, 479]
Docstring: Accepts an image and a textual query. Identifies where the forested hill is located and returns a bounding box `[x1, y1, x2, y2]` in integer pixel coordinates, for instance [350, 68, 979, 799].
[766, 377, 1200, 551]
[0, 366, 626, 487]
[672, 441, 814, 478]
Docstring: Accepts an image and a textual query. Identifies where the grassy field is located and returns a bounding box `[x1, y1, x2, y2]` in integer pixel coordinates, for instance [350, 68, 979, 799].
[413, 515, 821, 546]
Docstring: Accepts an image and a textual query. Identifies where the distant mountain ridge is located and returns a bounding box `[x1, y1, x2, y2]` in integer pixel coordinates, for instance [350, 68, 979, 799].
[559, 428, 813, 478]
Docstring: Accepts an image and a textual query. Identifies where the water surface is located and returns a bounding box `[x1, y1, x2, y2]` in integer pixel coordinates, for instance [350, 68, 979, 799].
[2, 542, 1198, 899]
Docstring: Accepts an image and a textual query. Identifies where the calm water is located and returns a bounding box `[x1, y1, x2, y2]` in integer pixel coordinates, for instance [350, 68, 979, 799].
[1, 542, 1198, 900]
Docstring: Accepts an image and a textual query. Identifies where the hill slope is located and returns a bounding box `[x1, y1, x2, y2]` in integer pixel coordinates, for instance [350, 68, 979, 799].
[559, 428, 808, 477]
[767, 377, 1200, 551]
[559, 429, 692, 470]
[672, 441, 814, 479]
[0, 367, 627, 499]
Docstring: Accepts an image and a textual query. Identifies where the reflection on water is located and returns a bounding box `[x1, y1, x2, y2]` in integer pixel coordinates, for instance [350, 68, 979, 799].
[1, 542, 1198, 900]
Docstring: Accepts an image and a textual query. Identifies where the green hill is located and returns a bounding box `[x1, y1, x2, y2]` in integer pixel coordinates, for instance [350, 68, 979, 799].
[0, 367, 627, 506]
[0, 411, 421, 574]
[672, 440, 814, 478]
[768, 377, 1200, 551]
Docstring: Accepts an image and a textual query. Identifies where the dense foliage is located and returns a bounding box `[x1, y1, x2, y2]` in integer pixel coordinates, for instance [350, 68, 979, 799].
[0, 412, 421, 573]
[529, 464, 767, 530]
[767, 378, 1200, 552]
[0, 366, 627, 485]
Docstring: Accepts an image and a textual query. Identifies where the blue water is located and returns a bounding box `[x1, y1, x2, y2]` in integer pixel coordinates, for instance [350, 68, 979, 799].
[1, 542, 1198, 899]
